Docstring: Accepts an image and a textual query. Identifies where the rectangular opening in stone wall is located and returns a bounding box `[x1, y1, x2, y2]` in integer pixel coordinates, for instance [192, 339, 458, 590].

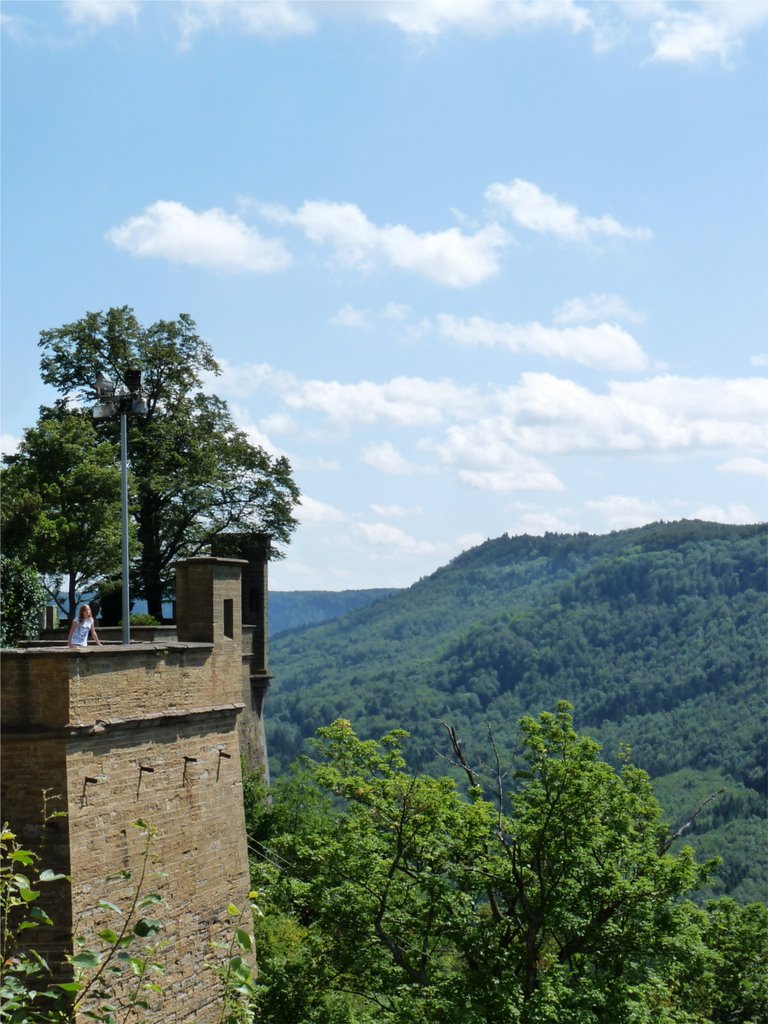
[223, 599, 234, 639]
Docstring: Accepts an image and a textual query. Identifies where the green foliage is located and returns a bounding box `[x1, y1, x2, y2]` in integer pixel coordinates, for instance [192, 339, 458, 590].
[0, 410, 126, 620]
[267, 521, 767, 900]
[122, 614, 161, 626]
[1, 817, 166, 1023]
[0, 554, 46, 647]
[36, 306, 300, 618]
[207, 895, 259, 1024]
[248, 709, 768, 1024]
[2, 812, 261, 1023]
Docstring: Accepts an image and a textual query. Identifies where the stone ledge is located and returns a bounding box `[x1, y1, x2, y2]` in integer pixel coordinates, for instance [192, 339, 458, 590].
[2, 703, 245, 738]
[4, 642, 215, 656]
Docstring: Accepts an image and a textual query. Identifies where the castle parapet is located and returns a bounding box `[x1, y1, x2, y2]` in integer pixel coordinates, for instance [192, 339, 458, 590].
[0, 556, 253, 1024]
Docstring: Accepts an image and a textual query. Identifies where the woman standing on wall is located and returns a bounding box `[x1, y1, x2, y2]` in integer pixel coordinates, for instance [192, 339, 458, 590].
[67, 604, 102, 648]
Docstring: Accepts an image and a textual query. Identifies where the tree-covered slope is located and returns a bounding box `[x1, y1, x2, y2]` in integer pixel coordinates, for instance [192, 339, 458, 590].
[269, 588, 399, 637]
[266, 520, 767, 899]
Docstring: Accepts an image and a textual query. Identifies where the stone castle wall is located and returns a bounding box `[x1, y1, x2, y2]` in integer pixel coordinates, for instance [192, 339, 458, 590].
[1, 557, 254, 1023]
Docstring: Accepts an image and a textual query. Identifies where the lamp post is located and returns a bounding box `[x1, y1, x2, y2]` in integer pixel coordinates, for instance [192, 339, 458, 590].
[93, 371, 147, 645]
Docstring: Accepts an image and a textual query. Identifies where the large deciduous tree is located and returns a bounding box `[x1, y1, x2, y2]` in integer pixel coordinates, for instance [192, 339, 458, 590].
[248, 706, 767, 1023]
[0, 554, 47, 646]
[1, 410, 125, 620]
[36, 306, 300, 619]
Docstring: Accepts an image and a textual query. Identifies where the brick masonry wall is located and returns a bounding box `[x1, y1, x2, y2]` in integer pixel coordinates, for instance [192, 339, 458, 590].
[65, 716, 250, 1023]
[1, 558, 254, 1023]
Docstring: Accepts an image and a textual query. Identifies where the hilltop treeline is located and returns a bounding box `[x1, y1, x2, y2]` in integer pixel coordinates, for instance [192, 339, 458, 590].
[267, 521, 767, 902]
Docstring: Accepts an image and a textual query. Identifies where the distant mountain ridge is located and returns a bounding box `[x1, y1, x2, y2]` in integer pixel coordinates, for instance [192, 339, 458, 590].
[267, 521, 767, 902]
[269, 588, 400, 636]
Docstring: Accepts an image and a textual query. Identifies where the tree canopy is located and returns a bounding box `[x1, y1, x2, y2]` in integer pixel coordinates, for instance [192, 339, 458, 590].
[247, 708, 768, 1023]
[1, 409, 125, 619]
[34, 306, 300, 618]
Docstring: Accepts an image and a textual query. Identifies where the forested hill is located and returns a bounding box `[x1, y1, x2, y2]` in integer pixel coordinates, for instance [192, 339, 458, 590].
[267, 520, 767, 901]
[269, 588, 399, 637]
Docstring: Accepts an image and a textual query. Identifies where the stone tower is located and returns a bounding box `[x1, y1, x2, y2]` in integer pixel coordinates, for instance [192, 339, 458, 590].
[211, 532, 271, 783]
[1, 556, 253, 1023]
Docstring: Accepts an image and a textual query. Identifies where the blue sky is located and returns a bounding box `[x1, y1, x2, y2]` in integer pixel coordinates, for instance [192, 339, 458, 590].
[2, 1, 767, 590]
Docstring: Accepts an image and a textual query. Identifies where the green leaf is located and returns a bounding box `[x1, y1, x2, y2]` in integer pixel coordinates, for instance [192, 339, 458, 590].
[71, 951, 101, 969]
[97, 900, 123, 914]
[98, 929, 119, 944]
[226, 903, 240, 916]
[10, 850, 35, 865]
[39, 869, 67, 882]
[132, 917, 163, 938]
[235, 928, 252, 952]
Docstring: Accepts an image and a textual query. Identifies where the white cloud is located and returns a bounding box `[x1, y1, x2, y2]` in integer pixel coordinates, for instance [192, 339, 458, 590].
[427, 418, 565, 491]
[371, 502, 423, 518]
[260, 199, 507, 286]
[361, 442, 418, 475]
[176, 0, 315, 47]
[229, 404, 288, 458]
[491, 373, 768, 455]
[374, 0, 591, 37]
[458, 466, 565, 492]
[208, 360, 292, 400]
[107, 200, 291, 273]
[509, 509, 581, 534]
[437, 314, 648, 371]
[331, 304, 373, 329]
[1, 433, 20, 457]
[283, 376, 483, 427]
[258, 413, 299, 436]
[649, 3, 768, 66]
[692, 502, 755, 524]
[585, 494, 666, 530]
[751, 354, 768, 367]
[382, 302, 412, 321]
[717, 456, 768, 479]
[65, 1, 139, 26]
[553, 292, 646, 326]
[485, 178, 653, 242]
[297, 495, 347, 525]
[357, 521, 437, 556]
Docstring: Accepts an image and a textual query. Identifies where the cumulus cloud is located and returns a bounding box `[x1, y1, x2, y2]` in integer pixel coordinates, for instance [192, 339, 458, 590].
[297, 495, 347, 525]
[485, 178, 653, 243]
[458, 466, 565, 492]
[331, 304, 373, 329]
[717, 456, 768, 479]
[371, 502, 423, 518]
[65, 1, 139, 26]
[361, 442, 418, 475]
[357, 521, 437, 556]
[426, 417, 565, 490]
[259, 199, 507, 286]
[507, 507, 580, 534]
[693, 502, 755, 524]
[649, 3, 768, 66]
[585, 494, 666, 530]
[1, 433, 20, 457]
[107, 201, 291, 273]
[553, 292, 646, 326]
[283, 376, 483, 427]
[490, 373, 768, 455]
[437, 314, 648, 371]
[373, 0, 591, 36]
[176, 0, 314, 46]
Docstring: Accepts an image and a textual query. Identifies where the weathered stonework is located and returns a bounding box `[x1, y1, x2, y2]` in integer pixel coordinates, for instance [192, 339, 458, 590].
[1, 557, 253, 1023]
